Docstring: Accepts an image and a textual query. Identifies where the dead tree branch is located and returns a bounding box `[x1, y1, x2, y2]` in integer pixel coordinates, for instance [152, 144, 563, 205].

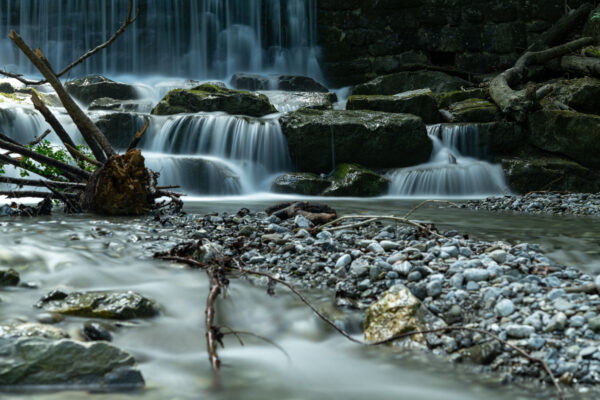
[127, 117, 150, 151]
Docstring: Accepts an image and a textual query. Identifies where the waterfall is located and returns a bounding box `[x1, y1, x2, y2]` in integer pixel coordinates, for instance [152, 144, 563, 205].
[0, 0, 321, 80]
[388, 124, 509, 197]
[139, 113, 292, 195]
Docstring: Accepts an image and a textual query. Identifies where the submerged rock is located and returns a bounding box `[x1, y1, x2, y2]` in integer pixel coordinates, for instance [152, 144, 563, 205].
[271, 173, 331, 195]
[230, 73, 328, 92]
[447, 98, 499, 122]
[346, 89, 440, 123]
[352, 70, 473, 95]
[38, 290, 159, 320]
[152, 83, 278, 117]
[0, 337, 144, 389]
[0, 322, 68, 340]
[323, 163, 389, 197]
[279, 109, 431, 173]
[0, 268, 20, 286]
[528, 110, 600, 169]
[65, 75, 138, 105]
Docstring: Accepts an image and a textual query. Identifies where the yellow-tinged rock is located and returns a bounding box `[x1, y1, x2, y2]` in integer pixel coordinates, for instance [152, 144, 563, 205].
[364, 285, 445, 346]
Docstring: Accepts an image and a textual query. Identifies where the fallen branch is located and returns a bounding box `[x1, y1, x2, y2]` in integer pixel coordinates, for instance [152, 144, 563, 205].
[64, 144, 103, 167]
[0, 176, 84, 189]
[27, 129, 52, 147]
[127, 117, 150, 151]
[316, 214, 444, 238]
[403, 200, 460, 219]
[205, 265, 222, 390]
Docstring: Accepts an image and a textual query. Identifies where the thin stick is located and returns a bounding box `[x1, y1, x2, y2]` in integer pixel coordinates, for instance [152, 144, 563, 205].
[222, 330, 291, 362]
[319, 214, 443, 238]
[64, 144, 102, 167]
[205, 266, 222, 390]
[127, 116, 150, 151]
[0, 176, 84, 189]
[403, 200, 460, 219]
[27, 129, 52, 147]
[0, 190, 58, 199]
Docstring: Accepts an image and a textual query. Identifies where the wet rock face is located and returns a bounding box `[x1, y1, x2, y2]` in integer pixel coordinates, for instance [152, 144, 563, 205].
[37, 290, 159, 320]
[279, 109, 431, 173]
[94, 112, 143, 150]
[0, 322, 68, 340]
[271, 173, 331, 196]
[352, 71, 472, 96]
[152, 83, 278, 117]
[230, 73, 329, 93]
[501, 157, 600, 194]
[544, 77, 600, 116]
[323, 163, 389, 197]
[528, 110, 600, 169]
[0, 268, 19, 286]
[347, 89, 440, 123]
[65, 75, 138, 105]
[0, 337, 144, 389]
[318, 1, 567, 86]
[447, 98, 499, 123]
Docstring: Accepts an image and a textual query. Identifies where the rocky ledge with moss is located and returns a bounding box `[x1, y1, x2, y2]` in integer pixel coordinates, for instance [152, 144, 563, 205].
[152, 83, 278, 117]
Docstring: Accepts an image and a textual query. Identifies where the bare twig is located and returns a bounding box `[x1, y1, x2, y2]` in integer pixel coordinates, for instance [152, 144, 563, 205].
[64, 144, 103, 167]
[205, 265, 222, 390]
[0, 190, 57, 199]
[127, 117, 150, 151]
[27, 129, 52, 147]
[42, 181, 82, 213]
[221, 329, 291, 362]
[403, 200, 460, 219]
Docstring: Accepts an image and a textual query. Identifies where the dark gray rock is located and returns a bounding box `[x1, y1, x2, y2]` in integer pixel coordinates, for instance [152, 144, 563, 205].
[65, 75, 138, 105]
[230, 73, 328, 92]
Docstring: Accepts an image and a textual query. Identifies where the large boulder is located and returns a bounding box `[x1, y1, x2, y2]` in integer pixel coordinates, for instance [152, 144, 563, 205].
[0, 337, 144, 389]
[94, 112, 145, 150]
[152, 84, 278, 117]
[230, 73, 328, 92]
[65, 75, 138, 105]
[271, 173, 331, 195]
[323, 163, 390, 197]
[37, 290, 159, 320]
[501, 157, 600, 194]
[447, 98, 499, 122]
[279, 109, 432, 173]
[528, 110, 600, 169]
[364, 285, 445, 346]
[352, 70, 473, 96]
[346, 89, 440, 123]
[543, 77, 600, 115]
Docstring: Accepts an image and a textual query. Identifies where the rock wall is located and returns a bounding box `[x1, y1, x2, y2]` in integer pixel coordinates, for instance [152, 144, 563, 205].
[318, 0, 590, 86]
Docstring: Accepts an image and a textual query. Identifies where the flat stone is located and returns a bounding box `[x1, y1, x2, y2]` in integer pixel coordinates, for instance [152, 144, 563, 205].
[545, 312, 568, 332]
[489, 249, 507, 264]
[335, 254, 352, 269]
[0, 337, 144, 389]
[380, 240, 400, 251]
[0, 322, 68, 340]
[367, 242, 385, 254]
[464, 268, 490, 282]
[553, 298, 575, 312]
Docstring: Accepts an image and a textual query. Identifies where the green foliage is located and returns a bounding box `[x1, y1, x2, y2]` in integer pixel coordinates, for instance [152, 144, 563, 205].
[13, 140, 97, 180]
[593, 11, 600, 22]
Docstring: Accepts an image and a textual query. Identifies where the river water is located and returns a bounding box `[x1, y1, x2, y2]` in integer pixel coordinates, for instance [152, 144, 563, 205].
[1, 198, 599, 400]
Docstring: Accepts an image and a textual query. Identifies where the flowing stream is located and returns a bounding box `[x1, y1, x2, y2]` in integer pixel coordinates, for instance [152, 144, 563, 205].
[2, 199, 600, 400]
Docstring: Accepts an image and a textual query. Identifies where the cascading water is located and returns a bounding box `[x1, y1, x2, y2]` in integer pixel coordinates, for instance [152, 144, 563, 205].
[139, 113, 292, 195]
[388, 124, 510, 197]
[0, 0, 321, 80]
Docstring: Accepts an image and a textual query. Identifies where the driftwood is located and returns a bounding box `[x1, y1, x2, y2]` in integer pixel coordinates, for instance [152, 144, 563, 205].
[560, 55, 600, 76]
[0, 0, 181, 215]
[266, 201, 337, 225]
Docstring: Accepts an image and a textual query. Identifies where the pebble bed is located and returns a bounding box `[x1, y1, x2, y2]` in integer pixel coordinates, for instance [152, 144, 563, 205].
[459, 193, 600, 216]
[156, 207, 600, 392]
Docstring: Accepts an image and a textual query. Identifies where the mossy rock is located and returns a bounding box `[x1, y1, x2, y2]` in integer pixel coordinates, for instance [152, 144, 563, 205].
[65, 75, 138, 105]
[501, 157, 600, 194]
[584, 7, 600, 44]
[279, 109, 431, 173]
[436, 88, 488, 109]
[528, 110, 600, 169]
[347, 89, 439, 123]
[152, 84, 278, 117]
[38, 290, 159, 320]
[352, 70, 473, 95]
[544, 77, 600, 115]
[271, 173, 331, 195]
[89, 97, 152, 113]
[0, 337, 144, 389]
[0, 268, 19, 286]
[0, 82, 16, 94]
[448, 98, 498, 122]
[322, 163, 389, 197]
